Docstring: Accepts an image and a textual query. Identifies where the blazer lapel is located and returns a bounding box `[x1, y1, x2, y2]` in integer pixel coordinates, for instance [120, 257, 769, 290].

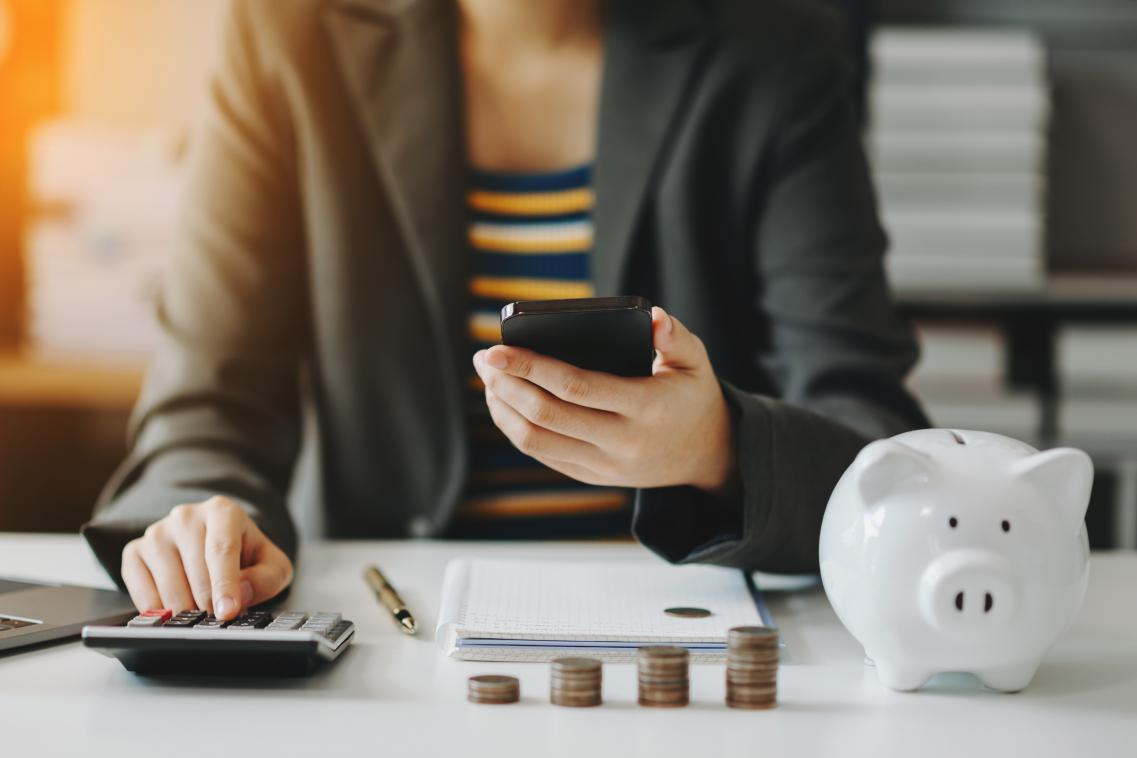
[324, 0, 468, 368]
[593, 0, 709, 297]
[325, 0, 469, 526]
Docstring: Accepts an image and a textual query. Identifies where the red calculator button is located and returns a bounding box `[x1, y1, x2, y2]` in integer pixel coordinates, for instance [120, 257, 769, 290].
[140, 609, 173, 621]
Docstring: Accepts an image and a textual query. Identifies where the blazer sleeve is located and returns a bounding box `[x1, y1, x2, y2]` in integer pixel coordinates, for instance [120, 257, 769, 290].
[632, 12, 928, 574]
[81, 1, 306, 586]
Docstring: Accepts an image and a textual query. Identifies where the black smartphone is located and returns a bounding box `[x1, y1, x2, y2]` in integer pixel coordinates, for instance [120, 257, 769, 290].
[500, 296, 654, 377]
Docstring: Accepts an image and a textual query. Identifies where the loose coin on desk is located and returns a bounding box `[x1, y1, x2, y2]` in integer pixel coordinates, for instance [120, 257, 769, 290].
[468, 674, 521, 704]
[663, 606, 712, 618]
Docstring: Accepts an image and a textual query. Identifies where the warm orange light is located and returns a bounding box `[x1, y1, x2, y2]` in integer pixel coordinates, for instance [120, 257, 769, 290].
[0, 1, 12, 66]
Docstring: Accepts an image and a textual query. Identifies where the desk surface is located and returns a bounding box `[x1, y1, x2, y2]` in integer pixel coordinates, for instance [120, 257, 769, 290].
[2, 535, 1135, 757]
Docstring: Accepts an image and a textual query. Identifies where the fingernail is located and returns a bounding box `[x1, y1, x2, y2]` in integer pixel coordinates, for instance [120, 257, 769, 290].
[486, 350, 508, 369]
[661, 310, 674, 334]
[472, 350, 483, 368]
[216, 596, 237, 619]
[241, 580, 254, 606]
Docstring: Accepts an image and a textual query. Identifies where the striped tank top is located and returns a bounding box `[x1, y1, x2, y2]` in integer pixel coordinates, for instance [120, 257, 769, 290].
[449, 164, 633, 539]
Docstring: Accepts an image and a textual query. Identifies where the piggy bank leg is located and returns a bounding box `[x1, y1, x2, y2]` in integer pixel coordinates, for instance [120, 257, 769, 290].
[874, 659, 932, 692]
[977, 661, 1040, 693]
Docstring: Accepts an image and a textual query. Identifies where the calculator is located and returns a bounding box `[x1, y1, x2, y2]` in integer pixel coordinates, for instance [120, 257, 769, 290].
[82, 609, 355, 676]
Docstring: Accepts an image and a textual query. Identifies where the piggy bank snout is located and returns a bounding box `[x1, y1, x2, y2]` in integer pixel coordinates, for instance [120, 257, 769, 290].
[918, 550, 1018, 635]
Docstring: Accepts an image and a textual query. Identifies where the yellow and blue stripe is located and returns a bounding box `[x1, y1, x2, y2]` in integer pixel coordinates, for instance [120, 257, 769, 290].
[451, 165, 633, 539]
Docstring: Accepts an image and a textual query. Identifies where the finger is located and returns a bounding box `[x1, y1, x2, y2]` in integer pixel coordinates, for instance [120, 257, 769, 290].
[138, 535, 196, 612]
[202, 498, 249, 620]
[121, 542, 162, 612]
[171, 516, 213, 612]
[238, 540, 293, 607]
[481, 346, 640, 414]
[479, 361, 618, 443]
[651, 307, 705, 371]
[485, 387, 606, 469]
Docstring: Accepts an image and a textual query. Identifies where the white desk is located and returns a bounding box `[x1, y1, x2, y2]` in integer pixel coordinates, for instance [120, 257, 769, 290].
[2, 535, 1136, 757]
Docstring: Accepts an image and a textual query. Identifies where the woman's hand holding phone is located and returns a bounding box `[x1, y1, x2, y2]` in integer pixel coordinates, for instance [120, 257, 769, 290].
[473, 306, 738, 495]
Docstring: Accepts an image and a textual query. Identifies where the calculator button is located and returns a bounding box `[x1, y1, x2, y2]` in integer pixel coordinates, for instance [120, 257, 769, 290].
[228, 613, 272, 630]
[127, 616, 165, 627]
[193, 616, 230, 630]
[266, 618, 305, 631]
[164, 611, 206, 627]
[140, 609, 173, 621]
[300, 612, 341, 628]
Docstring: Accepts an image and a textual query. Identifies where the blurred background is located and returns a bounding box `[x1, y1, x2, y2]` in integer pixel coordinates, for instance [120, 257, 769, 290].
[0, 0, 1135, 547]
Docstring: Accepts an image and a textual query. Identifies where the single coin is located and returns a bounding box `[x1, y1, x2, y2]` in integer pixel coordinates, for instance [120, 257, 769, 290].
[639, 645, 690, 658]
[639, 697, 690, 708]
[727, 650, 780, 660]
[551, 681, 603, 693]
[636, 677, 686, 686]
[551, 693, 602, 707]
[664, 607, 712, 619]
[468, 695, 520, 705]
[550, 670, 603, 679]
[639, 686, 692, 698]
[726, 661, 779, 672]
[551, 657, 602, 672]
[726, 683, 778, 695]
[727, 659, 779, 670]
[727, 675, 778, 687]
[550, 680, 602, 689]
[639, 686, 690, 695]
[728, 626, 779, 646]
[728, 644, 779, 653]
[728, 665, 777, 674]
[469, 676, 519, 691]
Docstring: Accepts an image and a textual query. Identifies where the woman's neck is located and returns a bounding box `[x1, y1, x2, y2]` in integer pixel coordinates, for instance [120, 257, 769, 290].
[457, 0, 601, 50]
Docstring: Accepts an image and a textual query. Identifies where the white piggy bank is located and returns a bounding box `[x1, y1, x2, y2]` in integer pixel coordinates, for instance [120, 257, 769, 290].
[819, 429, 1093, 692]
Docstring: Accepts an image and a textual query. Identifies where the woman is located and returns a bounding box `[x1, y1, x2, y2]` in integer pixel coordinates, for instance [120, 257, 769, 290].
[84, 0, 927, 620]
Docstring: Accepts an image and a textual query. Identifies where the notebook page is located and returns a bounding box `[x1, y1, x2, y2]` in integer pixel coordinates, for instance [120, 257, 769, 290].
[448, 558, 763, 643]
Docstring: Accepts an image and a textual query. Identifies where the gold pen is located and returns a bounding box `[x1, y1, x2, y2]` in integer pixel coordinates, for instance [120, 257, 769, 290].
[364, 564, 418, 635]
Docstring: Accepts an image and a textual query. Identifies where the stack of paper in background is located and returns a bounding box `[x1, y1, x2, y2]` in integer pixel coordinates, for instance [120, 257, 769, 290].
[24, 121, 184, 361]
[1056, 326, 1137, 448]
[868, 28, 1049, 292]
[908, 322, 1040, 443]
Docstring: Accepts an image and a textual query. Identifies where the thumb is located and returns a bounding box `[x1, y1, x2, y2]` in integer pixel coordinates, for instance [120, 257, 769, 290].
[238, 540, 293, 608]
[651, 307, 705, 371]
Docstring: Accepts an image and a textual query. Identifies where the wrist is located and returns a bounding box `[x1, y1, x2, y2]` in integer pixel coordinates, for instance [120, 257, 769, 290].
[690, 388, 739, 499]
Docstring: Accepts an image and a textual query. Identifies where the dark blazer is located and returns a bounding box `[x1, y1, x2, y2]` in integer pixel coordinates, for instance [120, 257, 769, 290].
[83, 0, 928, 583]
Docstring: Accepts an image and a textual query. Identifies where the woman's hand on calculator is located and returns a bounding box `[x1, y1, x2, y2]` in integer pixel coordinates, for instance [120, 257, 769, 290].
[120, 496, 294, 620]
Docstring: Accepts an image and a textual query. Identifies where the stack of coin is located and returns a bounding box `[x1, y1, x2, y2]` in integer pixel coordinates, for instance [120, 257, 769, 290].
[637, 646, 689, 708]
[725, 626, 779, 710]
[549, 657, 602, 707]
[467, 675, 520, 705]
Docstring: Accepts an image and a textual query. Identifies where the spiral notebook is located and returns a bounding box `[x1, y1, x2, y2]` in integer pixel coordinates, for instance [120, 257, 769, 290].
[436, 557, 785, 663]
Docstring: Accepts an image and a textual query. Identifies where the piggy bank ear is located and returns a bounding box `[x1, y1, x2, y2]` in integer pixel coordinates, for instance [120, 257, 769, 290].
[1013, 448, 1094, 534]
[853, 439, 934, 504]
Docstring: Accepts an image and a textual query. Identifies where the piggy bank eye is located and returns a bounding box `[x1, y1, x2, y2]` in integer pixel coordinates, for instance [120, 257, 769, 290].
[1001, 519, 1011, 533]
[948, 516, 958, 529]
